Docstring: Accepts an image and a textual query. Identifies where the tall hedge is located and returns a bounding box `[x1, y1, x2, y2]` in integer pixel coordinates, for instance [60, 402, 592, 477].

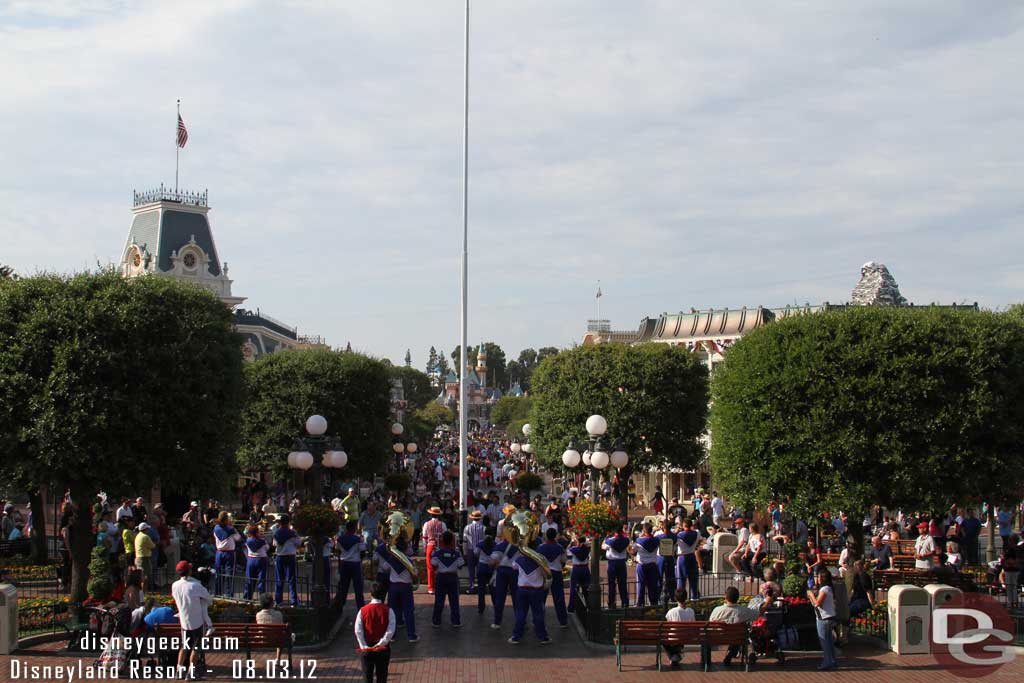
[710, 307, 1024, 529]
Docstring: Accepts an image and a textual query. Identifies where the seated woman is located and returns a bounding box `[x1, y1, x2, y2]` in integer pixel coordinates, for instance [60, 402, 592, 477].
[742, 524, 766, 578]
[848, 560, 874, 618]
[256, 594, 284, 624]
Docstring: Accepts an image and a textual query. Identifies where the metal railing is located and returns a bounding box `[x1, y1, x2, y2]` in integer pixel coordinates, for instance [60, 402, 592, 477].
[133, 186, 208, 207]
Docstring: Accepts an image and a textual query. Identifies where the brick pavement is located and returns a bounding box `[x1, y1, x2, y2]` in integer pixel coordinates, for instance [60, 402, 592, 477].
[5, 589, 1023, 682]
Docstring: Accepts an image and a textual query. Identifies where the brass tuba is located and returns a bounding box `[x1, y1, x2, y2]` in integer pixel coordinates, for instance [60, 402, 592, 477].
[503, 508, 551, 590]
[381, 509, 419, 589]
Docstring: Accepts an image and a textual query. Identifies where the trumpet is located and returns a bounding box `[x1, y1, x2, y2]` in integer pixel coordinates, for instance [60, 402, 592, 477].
[381, 509, 419, 589]
[502, 508, 551, 590]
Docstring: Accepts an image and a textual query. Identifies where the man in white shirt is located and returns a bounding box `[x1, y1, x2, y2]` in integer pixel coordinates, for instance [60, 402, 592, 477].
[711, 494, 725, 524]
[662, 588, 696, 668]
[914, 522, 936, 569]
[354, 584, 397, 682]
[708, 586, 768, 665]
[171, 561, 211, 676]
[728, 519, 750, 574]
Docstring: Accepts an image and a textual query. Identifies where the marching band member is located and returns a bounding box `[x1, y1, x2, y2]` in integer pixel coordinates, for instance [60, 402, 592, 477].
[431, 531, 464, 628]
[212, 511, 242, 595]
[633, 522, 661, 607]
[603, 527, 630, 608]
[655, 519, 677, 604]
[422, 506, 446, 594]
[676, 518, 702, 599]
[243, 525, 269, 600]
[337, 520, 366, 610]
[376, 533, 418, 643]
[463, 510, 486, 593]
[321, 534, 335, 599]
[475, 535, 497, 614]
[273, 514, 300, 606]
[567, 535, 591, 613]
[490, 531, 519, 628]
[509, 537, 551, 644]
[537, 528, 569, 628]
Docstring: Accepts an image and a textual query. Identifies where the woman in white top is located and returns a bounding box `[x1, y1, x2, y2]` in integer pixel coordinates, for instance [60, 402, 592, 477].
[808, 569, 838, 671]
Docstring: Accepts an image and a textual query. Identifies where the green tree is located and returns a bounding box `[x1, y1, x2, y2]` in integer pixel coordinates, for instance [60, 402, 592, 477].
[710, 307, 1024, 557]
[238, 349, 392, 481]
[405, 403, 455, 440]
[436, 348, 451, 381]
[537, 346, 560, 363]
[530, 343, 709, 519]
[0, 272, 244, 602]
[388, 365, 437, 412]
[518, 348, 538, 368]
[426, 346, 439, 385]
[490, 396, 532, 431]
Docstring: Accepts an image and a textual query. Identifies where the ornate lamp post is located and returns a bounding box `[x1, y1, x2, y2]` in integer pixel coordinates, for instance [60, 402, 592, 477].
[287, 414, 348, 610]
[562, 414, 628, 633]
[391, 422, 418, 471]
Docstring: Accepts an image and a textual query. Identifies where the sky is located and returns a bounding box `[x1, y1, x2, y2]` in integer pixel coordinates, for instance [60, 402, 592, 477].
[2, 1, 1022, 368]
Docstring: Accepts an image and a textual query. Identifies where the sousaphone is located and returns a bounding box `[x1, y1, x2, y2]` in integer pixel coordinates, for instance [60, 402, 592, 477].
[502, 508, 551, 590]
[381, 509, 419, 589]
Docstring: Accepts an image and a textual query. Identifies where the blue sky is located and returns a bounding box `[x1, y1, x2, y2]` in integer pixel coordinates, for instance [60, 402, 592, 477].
[2, 1, 1022, 367]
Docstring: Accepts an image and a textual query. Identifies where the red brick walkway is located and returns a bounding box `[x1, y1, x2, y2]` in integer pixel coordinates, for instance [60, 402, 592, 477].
[5, 589, 1023, 682]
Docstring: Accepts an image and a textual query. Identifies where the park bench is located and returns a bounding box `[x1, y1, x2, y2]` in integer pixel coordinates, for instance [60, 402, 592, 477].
[156, 622, 293, 667]
[872, 569, 977, 592]
[883, 539, 918, 555]
[615, 620, 750, 672]
[0, 538, 31, 558]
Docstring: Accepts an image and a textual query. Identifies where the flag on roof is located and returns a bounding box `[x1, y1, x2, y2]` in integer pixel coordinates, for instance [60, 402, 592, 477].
[177, 114, 188, 148]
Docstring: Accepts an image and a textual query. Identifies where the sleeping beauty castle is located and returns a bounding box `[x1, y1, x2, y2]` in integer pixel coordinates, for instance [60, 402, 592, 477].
[119, 185, 324, 360]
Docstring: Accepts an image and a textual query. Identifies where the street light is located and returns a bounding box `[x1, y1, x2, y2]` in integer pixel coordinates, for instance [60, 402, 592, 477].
[287, 414, 347, 611]
[391, 423, 417, 470]
[563, 414, 629, 635]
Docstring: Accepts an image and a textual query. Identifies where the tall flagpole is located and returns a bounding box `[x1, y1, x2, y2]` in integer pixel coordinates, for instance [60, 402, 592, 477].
[458, 0, 470, 513]
[175, 99, 180, 193]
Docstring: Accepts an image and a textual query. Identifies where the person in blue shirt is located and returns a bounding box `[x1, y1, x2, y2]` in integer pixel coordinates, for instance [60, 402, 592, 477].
[143, 605, 178, 630]
[960, 509, 983, 564]
[377, 533, 418, 642]
[998, 508, 1014, 551]
[489, 536, 519, 628]
[675, 519, 702, 600]
[273, 515, 300, 606]
[212, 512, 242, 595]
[602, 529, 630, 608]
[431, 531, 464, 628]
[336, 520, 367, 611]
[537, 528, 568, 628]
[632, 523, 661, 607]
[474, 535, 496, 615]
[654, 520, 677, 605]
[243, 525, 269, 600]
[566, 536, 591, 613]
[509, 539, 550, 645]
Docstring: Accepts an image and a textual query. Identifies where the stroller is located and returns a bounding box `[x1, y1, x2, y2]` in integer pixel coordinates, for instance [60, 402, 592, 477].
[748, 602, 788, 666]
[91, 605, 137, 678]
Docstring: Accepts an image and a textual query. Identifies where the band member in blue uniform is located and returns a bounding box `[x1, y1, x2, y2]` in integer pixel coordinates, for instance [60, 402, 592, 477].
[273, 515, 300, 606]
[243, 525, 269, 600]
[633, 523, 661, 607]
[655, 519, 677, 604]
[212, 512, 242, 595]
[475, 535, 496, 614]
[537, 528, 569, 628]
[567, 535, 591, 613]
[321, 535, 335, 600]
[336, 520, 366, 610]
[676, 518, 702, 600]
[431, 531, 464, 628]
[489, 534, 519, 628]
[377, 534, 418, 642]
[463, 510, 486, 593]
[509, 540, 551, 644]
[603, 527, 630, 608]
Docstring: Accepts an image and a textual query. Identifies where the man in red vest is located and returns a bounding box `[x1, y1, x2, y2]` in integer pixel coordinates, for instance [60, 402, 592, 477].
[354, 584, 397, 682]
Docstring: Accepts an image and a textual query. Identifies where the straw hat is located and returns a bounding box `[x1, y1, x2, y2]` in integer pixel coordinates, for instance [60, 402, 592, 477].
[469, 510, 483, 520]
[427, 506, 442, 515]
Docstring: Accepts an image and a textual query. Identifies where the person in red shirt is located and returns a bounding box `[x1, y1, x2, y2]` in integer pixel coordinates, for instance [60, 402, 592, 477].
[355, 584, 396, 683]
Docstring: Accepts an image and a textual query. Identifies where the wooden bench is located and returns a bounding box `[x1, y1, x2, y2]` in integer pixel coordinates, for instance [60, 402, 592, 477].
[156, 622, 293, 667]
[615, 620, 750, 672]
[883, 539, 918, 555]
[704, 622, 750, 672]
[658, 621, 705, 671]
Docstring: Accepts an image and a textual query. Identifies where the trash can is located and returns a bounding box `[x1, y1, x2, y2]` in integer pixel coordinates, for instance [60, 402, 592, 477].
[888, 585, 930, 654]
[0, 583, 17, 655]
[924, 584, 963, 653]
[712, 532, 737, 573]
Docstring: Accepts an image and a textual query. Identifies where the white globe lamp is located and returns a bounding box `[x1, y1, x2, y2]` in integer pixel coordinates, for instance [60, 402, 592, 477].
[287, 451, 301, 469]
[586, 414, 608, 436]
[393, 442, 404, 454]
[582, 450, 592, 466]
[294, 451, 314, 470]
[306, 414, 328, 436]
[522, 423, 532, 437]
[610, 449, 629, 469]
[406, 442, 417, 453]
[562, 448, 581, 468]
[511, 442, 521, 454]
[391, 422, 404, 436]
[334, 450, 348, 469]
[591, 450, 610, 470]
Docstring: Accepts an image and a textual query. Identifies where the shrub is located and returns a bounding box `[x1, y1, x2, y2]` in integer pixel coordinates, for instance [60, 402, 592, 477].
[291, 504, 339, 539]
[86, 546, 112, 601]
[782, 574, 807, 598]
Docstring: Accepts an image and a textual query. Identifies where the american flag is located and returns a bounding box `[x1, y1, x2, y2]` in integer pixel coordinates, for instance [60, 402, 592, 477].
[177, 114, 188, 148]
